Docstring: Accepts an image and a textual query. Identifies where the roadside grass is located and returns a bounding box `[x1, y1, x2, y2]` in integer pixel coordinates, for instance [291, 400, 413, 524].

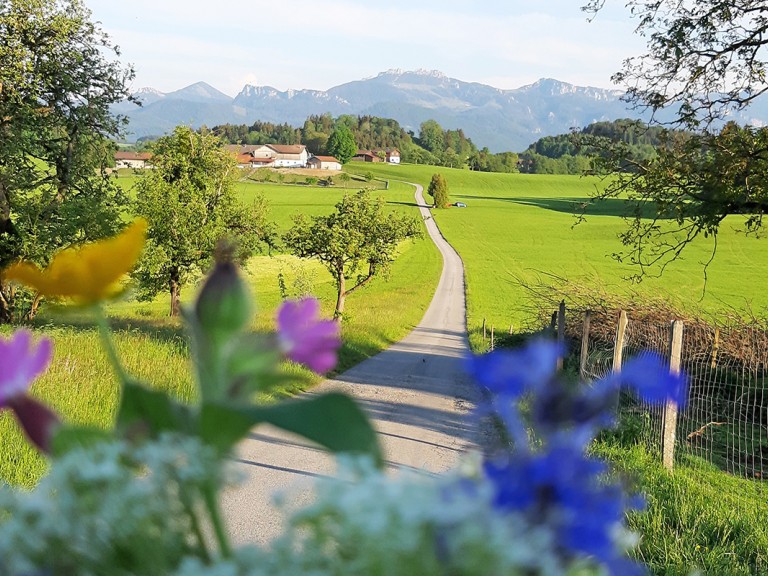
[346, 163, 768, 351]
[0, 178, 440, 487]
[595, 429, 768, 575]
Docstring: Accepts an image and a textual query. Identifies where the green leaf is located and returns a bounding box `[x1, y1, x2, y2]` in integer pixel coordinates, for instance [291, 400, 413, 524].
[116, 380, 192, 438]
[200, 392, 382, 466]
[51, 425, 113, 457]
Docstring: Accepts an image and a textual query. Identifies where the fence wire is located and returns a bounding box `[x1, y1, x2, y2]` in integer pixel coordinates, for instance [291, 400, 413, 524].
[572, 309, 768, 495]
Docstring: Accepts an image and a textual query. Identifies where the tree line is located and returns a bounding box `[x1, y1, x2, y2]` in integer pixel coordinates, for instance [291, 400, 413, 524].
[516, 119, 671, 175]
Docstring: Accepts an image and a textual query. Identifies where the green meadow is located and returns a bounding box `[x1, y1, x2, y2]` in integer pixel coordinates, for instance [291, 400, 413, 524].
[4, 163, 768, 573]
[346, 162, 768, 349]
[348, 162, 768, 574]
[0, 177, 440, 486]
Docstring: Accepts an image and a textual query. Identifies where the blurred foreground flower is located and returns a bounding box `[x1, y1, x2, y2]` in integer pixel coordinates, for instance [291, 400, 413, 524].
[472, 339, 688, 575]
[616, 351, 688, 408]
[277, 298, 340, 373]
[0, 330, 58, 453]
[4, 219, 147, 305]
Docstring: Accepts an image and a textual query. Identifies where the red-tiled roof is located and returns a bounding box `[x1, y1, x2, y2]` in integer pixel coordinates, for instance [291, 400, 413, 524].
[311, 155, 340, 163]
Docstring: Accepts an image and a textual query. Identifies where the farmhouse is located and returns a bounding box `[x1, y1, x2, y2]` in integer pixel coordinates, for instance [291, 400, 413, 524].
[265, 144, 308, 167]
[114, 151, 152, 169]
[306, 155, 342, 170]
[351, 150, 381, 163]
[226, 143, 308, 167]
[234, 154, 275, 169]
[373, 148, 401, 164]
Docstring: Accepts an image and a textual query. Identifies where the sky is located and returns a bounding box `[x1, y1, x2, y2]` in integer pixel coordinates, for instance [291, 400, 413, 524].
[85, 0, 647, 97]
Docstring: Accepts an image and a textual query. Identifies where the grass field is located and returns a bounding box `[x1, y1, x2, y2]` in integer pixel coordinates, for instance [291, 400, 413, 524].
[343, 163, 768, 574]
[346, 163, 768, 350]
[5, 163, 767, 573]
[0, 177, 440, 486]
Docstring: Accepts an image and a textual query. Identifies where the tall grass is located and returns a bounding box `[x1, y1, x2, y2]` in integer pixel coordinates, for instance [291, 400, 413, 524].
[596, 431, 768, 575]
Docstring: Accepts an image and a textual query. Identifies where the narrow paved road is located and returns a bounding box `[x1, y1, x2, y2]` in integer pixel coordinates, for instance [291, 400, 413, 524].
[222, 183, 480, 545]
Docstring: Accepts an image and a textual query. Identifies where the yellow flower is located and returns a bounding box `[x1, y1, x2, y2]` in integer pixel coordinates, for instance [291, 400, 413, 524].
[3, 219, 147, 305]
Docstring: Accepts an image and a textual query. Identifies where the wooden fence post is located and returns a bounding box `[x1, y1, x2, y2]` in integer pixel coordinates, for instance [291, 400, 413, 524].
[612, 310, 628, 373]
[549, 311, 557, 336]
[490, 325, 495, 351]
[580, 310, 592, 380]
[556, 300, 566, 371]
[482, 318, 486, 340]
[663, 320, 684, 471]
[711, 327, 720, 369]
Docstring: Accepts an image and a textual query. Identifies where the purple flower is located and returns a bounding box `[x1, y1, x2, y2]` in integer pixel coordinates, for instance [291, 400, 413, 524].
[277, 298, 340, 374]
[0, 330, 52, 406]
[0, 330, 59, 453]
[616, 351, 688, 408]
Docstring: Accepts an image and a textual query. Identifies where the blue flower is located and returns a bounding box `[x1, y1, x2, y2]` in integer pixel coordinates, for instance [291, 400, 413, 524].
[465, 339, 562, 397]
[485, 440, 644, 575]
[531, 377, 619, 444]
[615, 351, 688, 408]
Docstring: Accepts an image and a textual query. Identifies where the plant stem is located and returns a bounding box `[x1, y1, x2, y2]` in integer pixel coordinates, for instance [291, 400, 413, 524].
[93, 304, 130, 385]
[203, 483, 232, 558]
[180, 493, 211, 563]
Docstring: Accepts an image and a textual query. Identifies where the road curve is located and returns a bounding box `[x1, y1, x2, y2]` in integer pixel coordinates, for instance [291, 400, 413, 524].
[221, 183, 480, 545]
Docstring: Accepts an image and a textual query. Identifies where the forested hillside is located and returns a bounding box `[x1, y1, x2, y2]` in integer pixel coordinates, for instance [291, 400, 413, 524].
[518, 119, 670, 174]
[206, 114, 521, 171]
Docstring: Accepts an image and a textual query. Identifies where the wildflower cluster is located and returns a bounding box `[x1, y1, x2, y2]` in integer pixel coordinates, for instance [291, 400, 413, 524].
[0, 222, 361, 573]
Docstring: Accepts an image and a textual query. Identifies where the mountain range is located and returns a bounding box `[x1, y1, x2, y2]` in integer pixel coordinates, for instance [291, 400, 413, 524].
[112, 69, 768, 152]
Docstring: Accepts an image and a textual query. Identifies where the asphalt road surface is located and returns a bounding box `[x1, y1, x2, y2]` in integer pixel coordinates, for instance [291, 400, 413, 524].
[221, 183, 481, 545]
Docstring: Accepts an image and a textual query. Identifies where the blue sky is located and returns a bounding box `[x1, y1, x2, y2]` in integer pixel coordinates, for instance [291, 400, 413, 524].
[86, 0, 645, 97]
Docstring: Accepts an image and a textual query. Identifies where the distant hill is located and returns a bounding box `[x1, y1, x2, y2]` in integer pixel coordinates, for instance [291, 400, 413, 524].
[113, 70, 768, 151]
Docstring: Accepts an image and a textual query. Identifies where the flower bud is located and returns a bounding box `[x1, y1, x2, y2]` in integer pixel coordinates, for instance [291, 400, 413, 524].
[7, 395, 60, 454]
[194, 247, 252, 340]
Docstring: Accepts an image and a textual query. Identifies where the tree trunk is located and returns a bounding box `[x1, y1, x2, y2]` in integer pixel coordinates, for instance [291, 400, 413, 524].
[0, 178, 21, 270]
[169, 270, 181, 317]
[0, 281, 11, 324]
[334, 273, 346, 321]
[24, 293, 42, 321]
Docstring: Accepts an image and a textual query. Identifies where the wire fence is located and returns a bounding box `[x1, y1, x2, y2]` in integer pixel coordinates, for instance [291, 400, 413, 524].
[564, 306, 768, 490]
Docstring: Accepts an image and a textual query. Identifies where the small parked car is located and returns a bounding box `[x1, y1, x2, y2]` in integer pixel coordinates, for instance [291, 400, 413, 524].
[454, 202, 467, 208]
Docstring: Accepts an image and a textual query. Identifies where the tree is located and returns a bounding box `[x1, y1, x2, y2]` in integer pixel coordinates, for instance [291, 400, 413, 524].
[418, 120, 445, 153]
[583, 0, 768, 274]
[586, 123, 768, 278]
[0, 0, 134, 322]
[427, 174, 450, 208]
[326, 125, 357, 165]
[283, 191, 422, 319]
[132, 126, 276, 316]
[584, 0, 768, 129]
